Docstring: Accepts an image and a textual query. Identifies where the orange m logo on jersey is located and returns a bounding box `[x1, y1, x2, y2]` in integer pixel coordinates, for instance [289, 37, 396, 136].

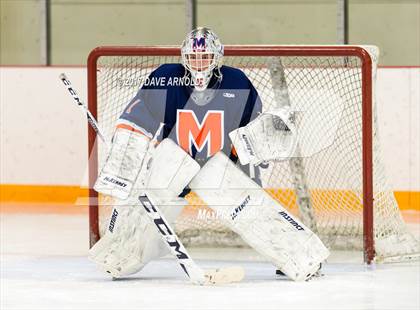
[176, 109, 224, 157]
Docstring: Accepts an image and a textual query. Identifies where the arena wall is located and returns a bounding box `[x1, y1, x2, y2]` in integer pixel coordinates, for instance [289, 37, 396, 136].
[1, 1, 419, 66]
[0, 66, 418, 210]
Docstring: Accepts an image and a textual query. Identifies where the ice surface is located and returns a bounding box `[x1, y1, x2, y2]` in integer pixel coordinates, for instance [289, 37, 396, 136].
[1, 214, 419, 310]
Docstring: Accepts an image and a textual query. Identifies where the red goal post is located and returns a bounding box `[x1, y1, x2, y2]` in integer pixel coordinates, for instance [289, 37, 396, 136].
[87, 45, 375, 262]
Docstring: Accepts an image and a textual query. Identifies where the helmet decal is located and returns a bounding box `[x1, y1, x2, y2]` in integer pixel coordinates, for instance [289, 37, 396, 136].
[192, 37, 206, 51]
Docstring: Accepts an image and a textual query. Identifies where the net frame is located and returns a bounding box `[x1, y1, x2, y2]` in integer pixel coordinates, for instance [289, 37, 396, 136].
[86, 45, 374, 263]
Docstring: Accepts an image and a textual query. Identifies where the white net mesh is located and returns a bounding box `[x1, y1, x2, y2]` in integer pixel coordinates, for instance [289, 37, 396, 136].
[90, 46, 419, 262]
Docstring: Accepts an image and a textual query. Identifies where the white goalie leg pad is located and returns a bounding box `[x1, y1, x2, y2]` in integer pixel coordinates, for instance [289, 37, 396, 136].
[141, 138, 201, 198]
[189, 152, 330, 281]
[229, 108, 297, 166]
[94, 127, 150, 199]
[88, 197, 185, 278]
[89, 138, 200, 278]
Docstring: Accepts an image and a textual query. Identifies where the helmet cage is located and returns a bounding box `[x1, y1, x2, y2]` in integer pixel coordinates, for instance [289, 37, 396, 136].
[181, 28, 224, 91]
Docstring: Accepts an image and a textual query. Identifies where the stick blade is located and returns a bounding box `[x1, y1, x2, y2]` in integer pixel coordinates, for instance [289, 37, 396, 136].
[204, 266, 245, 285]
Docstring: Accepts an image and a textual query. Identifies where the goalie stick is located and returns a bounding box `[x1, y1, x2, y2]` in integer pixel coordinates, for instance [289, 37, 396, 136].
[139, 194, 244, 285]
[59, 73, 108, 146]
[59, 73, 244, 285]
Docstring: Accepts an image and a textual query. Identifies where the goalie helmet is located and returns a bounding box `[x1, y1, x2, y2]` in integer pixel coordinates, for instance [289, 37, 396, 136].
[181, 27, 224, 91]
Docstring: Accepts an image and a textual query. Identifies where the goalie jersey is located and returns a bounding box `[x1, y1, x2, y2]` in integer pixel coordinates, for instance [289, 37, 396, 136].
[118, 64, 262, 168]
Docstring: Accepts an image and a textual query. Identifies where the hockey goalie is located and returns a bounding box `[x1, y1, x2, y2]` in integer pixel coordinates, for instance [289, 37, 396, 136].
[89, 27, 330, 283]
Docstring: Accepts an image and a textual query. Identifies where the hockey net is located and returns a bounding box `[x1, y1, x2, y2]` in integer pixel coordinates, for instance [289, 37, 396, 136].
[87, 45, 419, 263]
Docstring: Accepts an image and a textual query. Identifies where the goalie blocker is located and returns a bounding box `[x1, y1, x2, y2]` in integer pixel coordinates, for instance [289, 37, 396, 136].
[190, 152, 330, 281]
[93, 127, 150, 199]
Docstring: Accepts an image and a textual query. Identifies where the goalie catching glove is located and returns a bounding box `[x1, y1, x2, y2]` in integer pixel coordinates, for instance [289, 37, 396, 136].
[229, 108, 298, 166]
